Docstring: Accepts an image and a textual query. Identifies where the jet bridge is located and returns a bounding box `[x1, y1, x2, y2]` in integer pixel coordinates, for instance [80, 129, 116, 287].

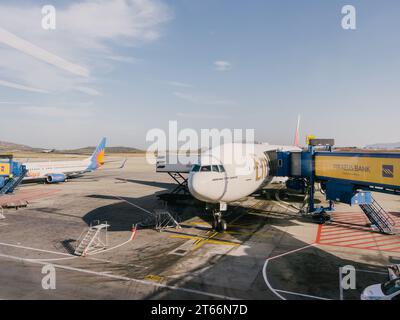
[275, 139, 400, 234]
[0, 155, 27, 195]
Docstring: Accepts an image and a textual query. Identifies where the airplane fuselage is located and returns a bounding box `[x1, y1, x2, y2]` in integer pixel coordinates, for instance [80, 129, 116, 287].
[188, 143, 301, 204]
[23, 159, 92, 181]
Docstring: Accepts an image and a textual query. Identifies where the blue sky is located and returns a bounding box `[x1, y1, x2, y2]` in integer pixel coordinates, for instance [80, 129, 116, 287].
[0, 0, 399, 149]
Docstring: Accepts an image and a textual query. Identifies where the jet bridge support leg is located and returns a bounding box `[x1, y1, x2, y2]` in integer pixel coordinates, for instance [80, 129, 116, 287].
[168, 172, 189, 195]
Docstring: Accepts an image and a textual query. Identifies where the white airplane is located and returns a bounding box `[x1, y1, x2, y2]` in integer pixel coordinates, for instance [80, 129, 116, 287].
[188, 119, 302, 231]
[23, 138, 106, 183]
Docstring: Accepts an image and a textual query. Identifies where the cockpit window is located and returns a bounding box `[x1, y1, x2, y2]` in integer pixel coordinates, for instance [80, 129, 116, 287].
[194, 165, 225, 173]
[191, 165, 200, 172]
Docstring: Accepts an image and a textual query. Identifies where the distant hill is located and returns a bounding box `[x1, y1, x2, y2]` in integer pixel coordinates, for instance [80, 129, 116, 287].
[0, 140, 41, 152]
[365, 142, 400, 150]
[58, 146, 143, 155]
[0, 140, 143, 154]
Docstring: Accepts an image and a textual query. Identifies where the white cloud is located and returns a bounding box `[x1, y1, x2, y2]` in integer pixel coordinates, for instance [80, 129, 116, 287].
[177, 112, 230, 120]
[214, 60, 232, 71]
[0, 101, 28, 105]
[0, 79, 49, 93]
[75, 86, 102, 96]
[173, 91, 236, 106]
[105, 55, 139, 64]
[167, 81, 193, 88]
[0, 0, 172, 95]
[0, 27, 89, 77]
[20, 106, 94, 118]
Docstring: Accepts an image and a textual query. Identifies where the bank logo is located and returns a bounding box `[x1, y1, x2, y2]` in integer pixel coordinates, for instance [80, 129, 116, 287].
[382, 165, 394, 178]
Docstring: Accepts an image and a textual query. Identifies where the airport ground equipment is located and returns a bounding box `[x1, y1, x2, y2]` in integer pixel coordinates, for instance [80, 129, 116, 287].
[275, 139, 399, 234]
[74, 221, 109, 256]
[153, 209, 181, 231]
[138, 208, 181, 231]
[0, 155, 27, 195]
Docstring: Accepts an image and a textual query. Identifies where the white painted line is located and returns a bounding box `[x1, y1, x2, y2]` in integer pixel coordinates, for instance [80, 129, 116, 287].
[274, 191, 302, 212]
[0, 252, 239, 300]
[355, 269, 387, 275]
[0, 241, 72, 257]
[88, 229, 136, 256]
[263, 244, 322, 300]
[272, 201, 299, 213]
[0, 230, 136, 262]
[114, 196, 155, 216]
[275, 289, 331, 300]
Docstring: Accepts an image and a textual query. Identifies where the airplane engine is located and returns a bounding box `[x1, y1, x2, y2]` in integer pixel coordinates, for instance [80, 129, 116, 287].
[46, 174, 66, 183]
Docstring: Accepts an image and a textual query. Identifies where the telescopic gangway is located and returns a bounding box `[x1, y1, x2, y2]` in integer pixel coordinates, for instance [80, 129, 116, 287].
[0, 155, 27, 195]
[275, 139, 400, 234]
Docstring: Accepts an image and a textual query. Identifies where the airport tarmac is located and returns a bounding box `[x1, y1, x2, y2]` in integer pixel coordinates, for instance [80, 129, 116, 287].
[0, 155, 399, 300]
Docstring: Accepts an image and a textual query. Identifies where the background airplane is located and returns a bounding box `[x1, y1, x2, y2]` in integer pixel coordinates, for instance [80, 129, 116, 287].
[23, 138, 106, 183]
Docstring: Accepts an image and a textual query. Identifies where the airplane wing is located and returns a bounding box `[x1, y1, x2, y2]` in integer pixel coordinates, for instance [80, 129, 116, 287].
[98, 158, 127, 171]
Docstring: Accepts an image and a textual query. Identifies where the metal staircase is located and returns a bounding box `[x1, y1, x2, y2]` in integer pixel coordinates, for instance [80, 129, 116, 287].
[0, 167, 27, 195]
[360, 198, 396, 235]
[168, 172, 189, 195]
[74, 222, 109, 256]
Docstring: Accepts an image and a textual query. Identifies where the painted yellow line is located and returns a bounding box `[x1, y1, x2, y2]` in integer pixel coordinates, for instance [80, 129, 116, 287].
[171, 234, 239, 249]
[229, 224, 259, 229]
[224, 230, 257, 236]
[186, 221, 211, 226]
[206, 239, 240, 247]
[144, 274, 163, 283]
[193, 232, 218, 250]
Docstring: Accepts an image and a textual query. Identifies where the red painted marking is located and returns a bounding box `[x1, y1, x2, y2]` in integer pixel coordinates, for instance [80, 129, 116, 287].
[315, 224, 322, 243]
[323, 227, 371, 235]
[316, 210, 400, 253]
[353, 241, 400, 251]
[323, 230, 365, 239]
[0, 189, 60, 206]
[323, 230, 366, 236]
[320, 234, 376, 245]
[334, 218, 368, 223]
[323, 223, 368, 230]
[333, 217, 367, 221]
[336, 236, 397, 247]
[332, 213, 365, 218]
[322, 229, 368, 237]
[320, 232, 371, 242]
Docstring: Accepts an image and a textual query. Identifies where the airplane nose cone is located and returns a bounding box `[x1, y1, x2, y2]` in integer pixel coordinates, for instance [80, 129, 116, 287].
[188, 173, 217, 202]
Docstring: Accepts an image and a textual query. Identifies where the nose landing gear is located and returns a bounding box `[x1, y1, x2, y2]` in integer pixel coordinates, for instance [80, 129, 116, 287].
[207, 202, 228, 232]
[211, 210, 227, 232]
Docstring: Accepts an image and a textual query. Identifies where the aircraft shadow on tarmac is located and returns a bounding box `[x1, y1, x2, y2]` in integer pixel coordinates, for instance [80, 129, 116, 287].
[114, 178, 177, 190]
[80, 192, 400, 300]
[83, 191, 305, 233]
[141, 226, 395, 300]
